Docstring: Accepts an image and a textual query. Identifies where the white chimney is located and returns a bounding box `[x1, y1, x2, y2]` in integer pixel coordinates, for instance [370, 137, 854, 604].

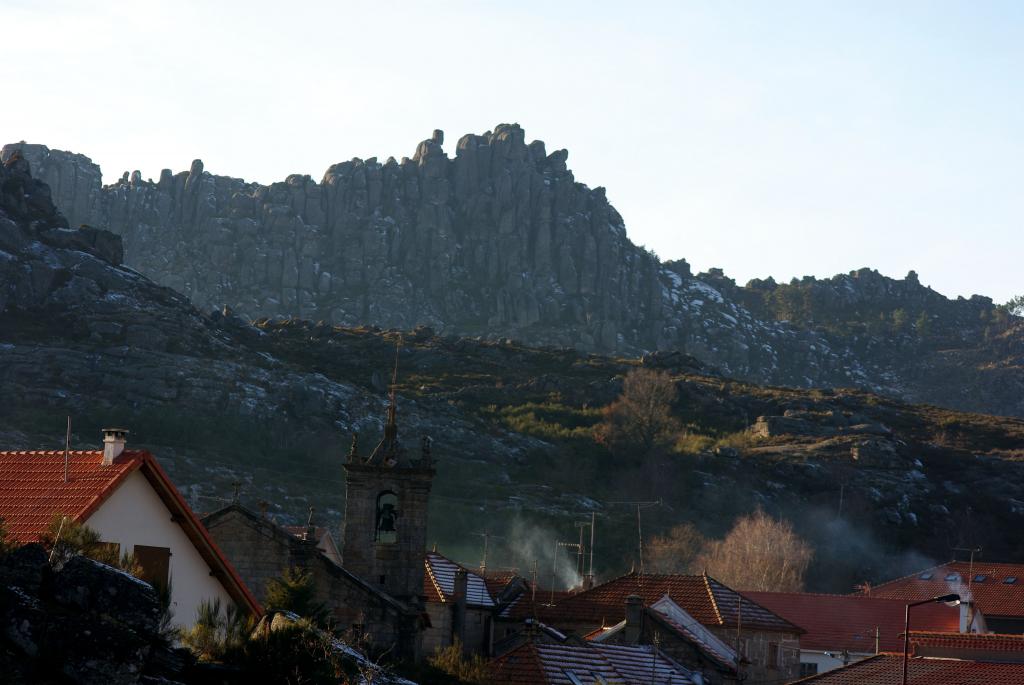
[101, 428, 129, 465]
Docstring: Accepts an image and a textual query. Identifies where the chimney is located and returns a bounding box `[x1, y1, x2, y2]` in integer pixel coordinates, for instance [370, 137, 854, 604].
[624, 594, 643, 643]
[453, 568, 469, 652]
[101, 428, 128, 465]
[960, 600, 978, 632]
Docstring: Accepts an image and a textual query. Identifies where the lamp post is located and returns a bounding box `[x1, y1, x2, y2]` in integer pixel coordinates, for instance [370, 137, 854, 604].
[902, 593, 960, 685]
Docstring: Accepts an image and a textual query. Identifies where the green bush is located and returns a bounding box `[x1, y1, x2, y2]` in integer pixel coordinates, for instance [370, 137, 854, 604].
[674, 433, 715, 455]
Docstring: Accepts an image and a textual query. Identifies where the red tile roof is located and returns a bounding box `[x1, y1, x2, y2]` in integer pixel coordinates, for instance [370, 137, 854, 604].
[0, 450, 143, 542]
[866, 561, 1024, 618]
[487, 641, 695, 684]
[910, 631, 1024, 654]
[527, 572, 800, 633]
[744, 591, 959, 652]
[793, 652, 1024, 684]
[0, 449, 261, 617]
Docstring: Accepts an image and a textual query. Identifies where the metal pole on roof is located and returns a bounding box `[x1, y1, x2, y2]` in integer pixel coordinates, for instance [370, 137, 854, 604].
[589, 511, 596, 583]
[63, 416, 71, 483]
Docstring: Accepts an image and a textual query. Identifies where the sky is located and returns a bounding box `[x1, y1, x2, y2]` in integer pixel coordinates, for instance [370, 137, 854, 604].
[3, 1, 1022, 302]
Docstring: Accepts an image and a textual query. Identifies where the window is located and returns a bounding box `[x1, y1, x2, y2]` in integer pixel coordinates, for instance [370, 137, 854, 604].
[974, 574, 987, 583]
[800, 663, 819, 677]
[375, 491, 399, 543]
[945, 573, 959, 582]
[1005, 577, 1017, 584]
[919, 572, 934, 580]
[134, 545, 171, 590]
[768, 642, 779, 669]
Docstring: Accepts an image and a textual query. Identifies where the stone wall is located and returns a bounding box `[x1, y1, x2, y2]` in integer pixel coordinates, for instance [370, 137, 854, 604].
[202, 507, 410, 656]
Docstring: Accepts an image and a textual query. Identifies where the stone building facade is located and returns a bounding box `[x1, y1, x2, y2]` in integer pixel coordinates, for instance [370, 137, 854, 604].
[202, 504, 418, 656]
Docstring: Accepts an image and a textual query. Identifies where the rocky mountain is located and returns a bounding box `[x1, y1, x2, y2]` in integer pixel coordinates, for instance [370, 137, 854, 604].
[6, 128, 1023, 418]
[3, 153, 1024, 593]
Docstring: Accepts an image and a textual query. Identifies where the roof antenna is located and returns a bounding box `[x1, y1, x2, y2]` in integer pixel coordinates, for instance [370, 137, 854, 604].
[63, 416, 71, 483]
[381, 335, 401, 449]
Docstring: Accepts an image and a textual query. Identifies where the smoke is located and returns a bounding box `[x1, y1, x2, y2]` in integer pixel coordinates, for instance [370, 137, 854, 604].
[505, 518, 583, 590]
[799, 508, 937, 592]
[947, 575, 973, 604]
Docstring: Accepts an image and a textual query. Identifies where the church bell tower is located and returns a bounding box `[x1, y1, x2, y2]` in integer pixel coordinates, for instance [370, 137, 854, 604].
[341, 347, 435, 606]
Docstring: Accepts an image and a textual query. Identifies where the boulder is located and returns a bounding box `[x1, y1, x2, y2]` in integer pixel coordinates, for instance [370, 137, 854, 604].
[52, 555, 161, 636]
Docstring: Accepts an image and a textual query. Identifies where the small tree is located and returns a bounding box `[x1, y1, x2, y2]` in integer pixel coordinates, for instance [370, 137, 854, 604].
[39, 513, 143, 574]
[181, 597, 252, 662]
[595, 368, 682, 454]
[265, 566, 331, 628]
[646, 523, 707, 574]
[1004, 295, 1024, 317]
[696, 509, 813, 592]
[427, 640, 489, 684]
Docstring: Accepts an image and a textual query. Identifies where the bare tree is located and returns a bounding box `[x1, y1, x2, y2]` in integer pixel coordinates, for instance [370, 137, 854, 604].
[696, 509, 813, 592]
[595, 368, 681, 454]
[647, 523, 707, 574]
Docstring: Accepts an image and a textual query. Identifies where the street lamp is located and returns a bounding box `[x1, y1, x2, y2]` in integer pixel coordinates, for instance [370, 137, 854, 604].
[902, 593, 960, 685]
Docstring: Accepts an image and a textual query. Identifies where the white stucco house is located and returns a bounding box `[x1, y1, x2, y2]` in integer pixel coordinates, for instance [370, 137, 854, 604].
[0, 428, 261, 628]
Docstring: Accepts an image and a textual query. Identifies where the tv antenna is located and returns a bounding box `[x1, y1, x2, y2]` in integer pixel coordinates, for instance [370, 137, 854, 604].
[607, 500, 663, 580]
[472, 530, 505, 574]
[549, 540, 583, 605]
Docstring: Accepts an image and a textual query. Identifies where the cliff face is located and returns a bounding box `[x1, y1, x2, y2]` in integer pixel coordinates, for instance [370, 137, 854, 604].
[4, 156, 1024, 590]
[5, 127, 1023, 416]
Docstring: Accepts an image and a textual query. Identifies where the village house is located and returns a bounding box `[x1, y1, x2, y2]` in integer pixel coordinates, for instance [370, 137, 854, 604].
[794, 631, 1024, 684]
[864, 560, 1024, 633]
[587, 594, 740, 684]
[422, 550, 526, 656]
[0, 429, 260, 629]
[497, 571, 803, 683]
[745, 591, 959, 677]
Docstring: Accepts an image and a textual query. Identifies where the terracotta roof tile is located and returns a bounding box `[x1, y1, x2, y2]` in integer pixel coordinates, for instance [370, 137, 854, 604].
[531, 572, 800, 633]
[0, 450, 143, 542]
[910, 631, 1024, 653]
[745, 591, 959, 652]
[794, 652, 1024, 684]
[867, 561, 1024, 618]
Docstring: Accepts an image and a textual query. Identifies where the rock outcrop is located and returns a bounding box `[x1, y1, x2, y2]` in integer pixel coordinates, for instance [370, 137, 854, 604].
[0, 545, 184, 684]
[6, 127, 1023, 417]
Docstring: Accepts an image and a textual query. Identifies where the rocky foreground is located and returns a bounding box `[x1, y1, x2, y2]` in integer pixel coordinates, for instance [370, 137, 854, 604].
[5, 129, 1024, 418]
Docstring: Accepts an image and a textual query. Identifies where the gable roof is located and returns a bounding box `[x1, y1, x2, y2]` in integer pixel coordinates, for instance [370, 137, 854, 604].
[202, 503, 409, 615]
[0, 449, 261, 617]
[424, 551, 495, 607]
[866, 561, 1024, 618]
[589, 594, 739, 674]
[793, 652, 1024, 684]
[488, 641, 695, 684]
[532, 572, 800, 633]
[745, 591, 959, 653]
[0, 450, 142, 542]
